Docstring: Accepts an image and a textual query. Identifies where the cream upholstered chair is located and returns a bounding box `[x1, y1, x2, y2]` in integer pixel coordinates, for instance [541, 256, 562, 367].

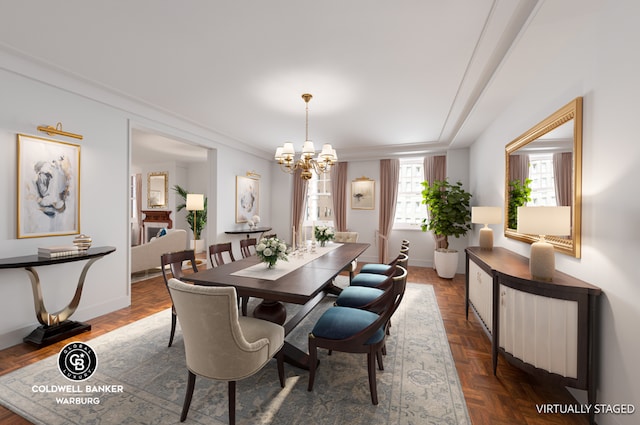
[167, 278, 285, 424]
[333, 231, 359, 283]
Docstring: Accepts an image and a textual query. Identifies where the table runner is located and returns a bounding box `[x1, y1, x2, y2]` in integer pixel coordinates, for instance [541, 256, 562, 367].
[230, 242, 342, 280]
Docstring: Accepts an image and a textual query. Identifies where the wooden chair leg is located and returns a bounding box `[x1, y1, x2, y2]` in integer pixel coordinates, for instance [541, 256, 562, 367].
[228, 381, 236, 425]
[180, 371, 196, 422]
[367, 351, 379, 405]
[376, 349, 384, 370]
[276, 350, 285, 388]
[169, 311, 177, 347]
[241, 296, 249, 316]
[307, 340, 317, 391]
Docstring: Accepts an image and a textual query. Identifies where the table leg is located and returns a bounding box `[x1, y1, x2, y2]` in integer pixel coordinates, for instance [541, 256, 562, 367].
[23, 257, 101, 346]
[253, 300, 287, 325]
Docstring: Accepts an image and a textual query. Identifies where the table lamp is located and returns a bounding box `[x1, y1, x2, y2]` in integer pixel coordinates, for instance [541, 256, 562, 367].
[517, 206, 570, 281]
[471, 206, 502, 250]
[186, 193, 205, 241]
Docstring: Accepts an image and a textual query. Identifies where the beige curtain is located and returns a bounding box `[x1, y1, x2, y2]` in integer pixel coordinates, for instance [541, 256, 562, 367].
[331, 162, 348, 231]
[553, 152, 572, 207]
[509, 154, 530, 185]
[378, 159, 400, 263]
[423, 155, 447, 249]
[292, 168, 309, 241]
[134, 174, 143, 245]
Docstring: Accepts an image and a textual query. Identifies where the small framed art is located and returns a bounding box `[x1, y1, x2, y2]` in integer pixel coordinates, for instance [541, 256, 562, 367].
[351, 177, 375, 210]
[236, 175, 259, 222]
[17, 134, 81, 238]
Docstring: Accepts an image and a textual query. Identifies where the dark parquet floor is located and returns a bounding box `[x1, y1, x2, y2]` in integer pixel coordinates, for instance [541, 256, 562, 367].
[0, 264, 589, 424]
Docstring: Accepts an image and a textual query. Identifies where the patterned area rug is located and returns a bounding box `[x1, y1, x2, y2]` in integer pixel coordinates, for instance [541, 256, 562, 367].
[0, 282, 470, 424]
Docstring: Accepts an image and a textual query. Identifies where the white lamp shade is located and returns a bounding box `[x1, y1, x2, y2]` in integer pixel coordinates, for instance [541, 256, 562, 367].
[186, 193, 205, 211]
[302, 141, 316, 154]
[517, 206, 570, 236]
[274, 146, 283, 160]
[472, 206, 502, 224]
[282, 142, 295, 156]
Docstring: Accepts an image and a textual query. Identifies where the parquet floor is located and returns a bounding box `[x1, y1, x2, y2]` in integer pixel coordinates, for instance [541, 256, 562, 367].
[0, 265, 589, 424]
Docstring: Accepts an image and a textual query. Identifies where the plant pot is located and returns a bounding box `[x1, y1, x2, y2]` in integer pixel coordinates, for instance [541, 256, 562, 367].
[434, 249, 459, 279]
[190, 239, 205, 253]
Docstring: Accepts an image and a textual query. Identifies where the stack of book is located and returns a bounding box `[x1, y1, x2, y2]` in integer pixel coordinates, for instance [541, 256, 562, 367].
[38, 245, 80, 258]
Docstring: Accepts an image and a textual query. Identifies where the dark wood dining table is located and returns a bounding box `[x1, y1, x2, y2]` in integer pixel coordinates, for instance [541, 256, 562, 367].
[182, 242, 370, 369]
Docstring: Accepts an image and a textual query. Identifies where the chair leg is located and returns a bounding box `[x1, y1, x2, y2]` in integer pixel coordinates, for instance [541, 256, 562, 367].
[228, 381, 236, 425]
[307, 340, 317, 391]
[367, 351, 379, 405]
[180, 371, 196, 422]
[376, 349, 385, 370]
[276, 350, 285, 388]
[241, 296, 249, 316]
[169, 311, 177, 348]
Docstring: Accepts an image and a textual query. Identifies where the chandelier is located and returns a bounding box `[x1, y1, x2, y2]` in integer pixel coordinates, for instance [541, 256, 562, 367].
[274, 93, 338, 180]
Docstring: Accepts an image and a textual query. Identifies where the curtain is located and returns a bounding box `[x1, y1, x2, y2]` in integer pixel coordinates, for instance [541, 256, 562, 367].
[331, 162, 348, 231]
[291, 168, 309, 244]
[509, 154, 530, 185]
[553, 152, 572, 207]
[378, 159, 400, 263]
[423, 155, 447, 249]
[134, 173, 143, 245]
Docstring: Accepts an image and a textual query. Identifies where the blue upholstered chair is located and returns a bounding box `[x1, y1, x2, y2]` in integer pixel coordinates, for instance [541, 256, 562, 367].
[336, 266, 408, 337]
[307, 277, 402, 405]
[359, 252, 408, 276]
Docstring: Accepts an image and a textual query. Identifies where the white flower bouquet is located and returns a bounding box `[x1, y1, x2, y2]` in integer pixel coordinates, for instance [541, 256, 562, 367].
[256, 236, 289, 268]
[314, 225, 335, 247]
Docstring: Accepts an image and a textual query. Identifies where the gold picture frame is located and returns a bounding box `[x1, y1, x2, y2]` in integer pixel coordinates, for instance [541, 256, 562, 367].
[351, 177, 375, 210]
[17, 134, 81, 238]
[235, 175, 259, 223]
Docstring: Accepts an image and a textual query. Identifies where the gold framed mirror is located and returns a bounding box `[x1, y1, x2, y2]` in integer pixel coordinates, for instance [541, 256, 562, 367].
[147, 171, 168, 208]
[504, 97, 582, 258]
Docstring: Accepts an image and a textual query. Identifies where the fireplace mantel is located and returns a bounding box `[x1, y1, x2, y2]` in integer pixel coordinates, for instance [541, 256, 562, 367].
[142, 210, 173, 242]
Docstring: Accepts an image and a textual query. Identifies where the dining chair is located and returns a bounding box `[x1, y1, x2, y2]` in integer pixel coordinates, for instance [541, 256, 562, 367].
[240, 238, 257, 258]
[358, 252, 408, 276]
[333, 231, 360, 283]
[161, 249, 198, 348]
[168, 278, 285, 425]
[307, 271, 404, 405]
[209, 242, 236, 267]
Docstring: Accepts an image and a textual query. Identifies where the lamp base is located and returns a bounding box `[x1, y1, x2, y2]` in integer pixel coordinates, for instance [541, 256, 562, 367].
[530, 240, 555, 282]
[479, 228, 494, 250]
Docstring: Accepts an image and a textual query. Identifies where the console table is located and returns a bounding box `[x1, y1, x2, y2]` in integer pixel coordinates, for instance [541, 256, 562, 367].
[0, 246, 116, 346]
[465, 246, 601, 424]
[225, 226, 272, 239]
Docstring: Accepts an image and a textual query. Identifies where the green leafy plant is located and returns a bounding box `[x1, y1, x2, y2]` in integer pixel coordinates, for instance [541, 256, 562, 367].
[507, 178, 532, 229]
[173, 185, 208, 240]
[420, 179, 472, 250]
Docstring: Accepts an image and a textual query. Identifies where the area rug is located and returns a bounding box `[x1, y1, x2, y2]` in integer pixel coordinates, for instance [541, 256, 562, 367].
[0, 282, 470, 425]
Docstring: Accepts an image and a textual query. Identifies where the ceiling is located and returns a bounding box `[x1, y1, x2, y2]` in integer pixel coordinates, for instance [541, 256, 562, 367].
[0, 1, 602, 163]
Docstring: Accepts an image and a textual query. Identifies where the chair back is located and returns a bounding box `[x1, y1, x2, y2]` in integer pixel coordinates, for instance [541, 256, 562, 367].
[240, 238, 257, 258]
[167, 278, 276, 380]
[209, 242, 236, 267]
[333, 231, 359, 243]
[161, 249, 198, 283]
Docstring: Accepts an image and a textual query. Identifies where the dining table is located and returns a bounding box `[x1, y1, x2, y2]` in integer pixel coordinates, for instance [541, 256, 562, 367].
[182, 242, 370, 369]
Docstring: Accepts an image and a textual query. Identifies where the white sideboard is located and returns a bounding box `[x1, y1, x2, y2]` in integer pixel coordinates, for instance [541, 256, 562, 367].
[465, 247, 601, 425]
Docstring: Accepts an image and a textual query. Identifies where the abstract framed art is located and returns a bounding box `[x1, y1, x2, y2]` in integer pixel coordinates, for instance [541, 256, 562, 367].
[17, 134, 81, 238]
[235, 175, 259, 223]
[351, 176, 375, 210]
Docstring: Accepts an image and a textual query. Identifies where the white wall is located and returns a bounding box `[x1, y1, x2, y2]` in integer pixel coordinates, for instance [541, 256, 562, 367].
[469, 2, 640, 423]
[0, 57, 272, 348]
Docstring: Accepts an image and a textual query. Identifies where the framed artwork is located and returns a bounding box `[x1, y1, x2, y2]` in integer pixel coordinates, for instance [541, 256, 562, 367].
[17, 134, 81, 238]
[236, 175, 259, 222]
[351, 177, 375, 210]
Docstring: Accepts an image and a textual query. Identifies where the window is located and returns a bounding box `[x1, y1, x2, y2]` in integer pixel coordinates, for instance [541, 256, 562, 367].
[528, 153, 556, 206]
[394, 158, 424, 228]
[304, 172, 334, 227]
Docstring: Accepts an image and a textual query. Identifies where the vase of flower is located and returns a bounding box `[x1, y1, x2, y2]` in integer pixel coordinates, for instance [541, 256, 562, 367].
[256, 236, 289, 269]
[314, 225, 335, 247]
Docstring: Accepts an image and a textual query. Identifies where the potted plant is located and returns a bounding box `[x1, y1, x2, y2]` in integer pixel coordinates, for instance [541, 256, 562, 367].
[421, 179, 472, 278]
[173, 185, 208, 252]
[507, 178, 532, 229]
